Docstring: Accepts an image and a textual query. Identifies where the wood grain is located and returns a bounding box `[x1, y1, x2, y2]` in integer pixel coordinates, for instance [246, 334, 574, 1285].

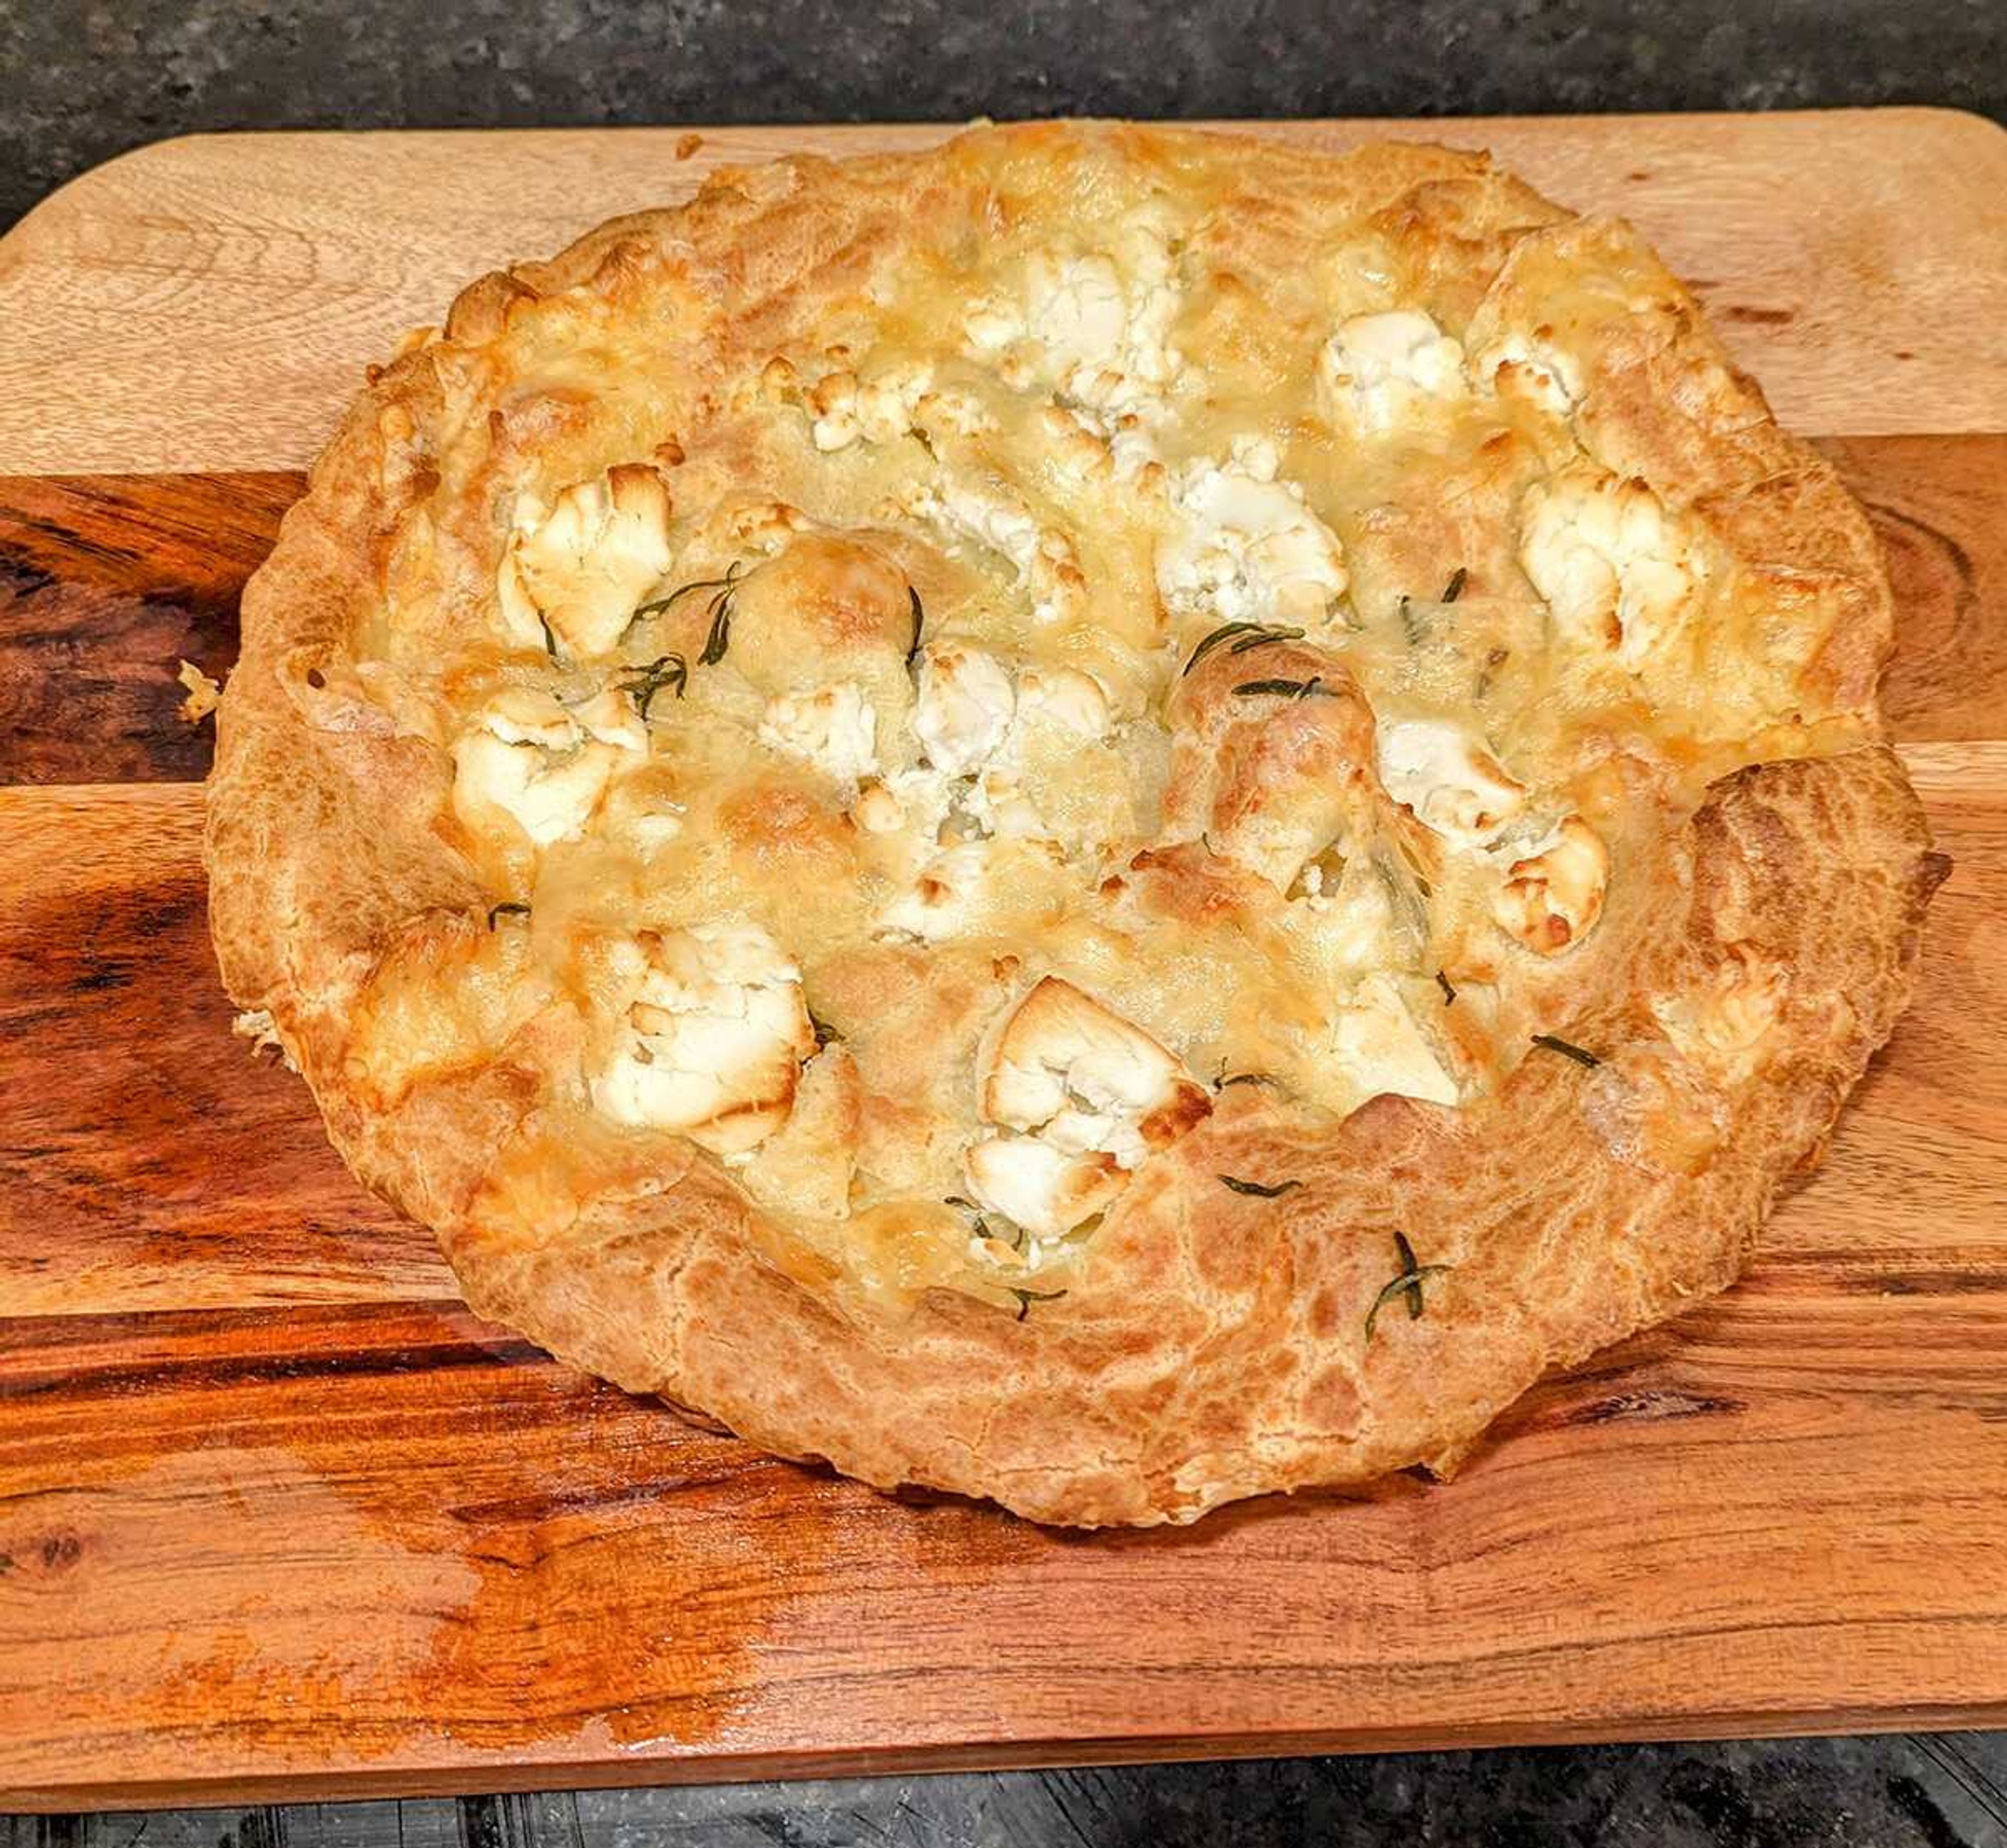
[1, 110, 2004, 473]
[0, 783, 452, 1311]
[2, 1212, 2002, 1808]
[0, 472, 297, 783]
[2, 438, 2003, 787]
[1820, 436, 2007, 746]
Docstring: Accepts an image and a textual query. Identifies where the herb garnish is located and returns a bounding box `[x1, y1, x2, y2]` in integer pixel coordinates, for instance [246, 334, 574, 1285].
[1233, 675, 1337, 701]
[1011, 1286, 1068, 1322]
[810, 1015, 843, 1049]
[631, 563, 747, 667]
[1218, 1174, 1302, 1198]
[1364, 1231, 1451, 1341]
[905, 585, 926, 675]
[1436, 970, 1458, 1006]
[633, 568, 735, 623]
[1441, 566, 1469, 604]
[537, 613, 560, 661]
[1373, 847, 1433, 948]
[1183, 621, 1307, 676]
[698, 569, 743, 665]
[1530, 1033, 1602, 1069]
[1216, 1070, 1275, 1091]
[487, 902, 532, 930]
[618, 653, 689, 719]
[947, 1194, 1025, 1253]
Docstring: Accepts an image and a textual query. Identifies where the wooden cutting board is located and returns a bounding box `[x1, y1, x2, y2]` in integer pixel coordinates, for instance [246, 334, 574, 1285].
[2, 112, 2005, 1811]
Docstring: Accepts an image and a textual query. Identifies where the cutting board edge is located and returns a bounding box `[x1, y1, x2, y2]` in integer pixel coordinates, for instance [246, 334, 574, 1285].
[13, 1691, 2007, 1814]
[9, 103, 2001, 245]
[27, 102, 2007, 172]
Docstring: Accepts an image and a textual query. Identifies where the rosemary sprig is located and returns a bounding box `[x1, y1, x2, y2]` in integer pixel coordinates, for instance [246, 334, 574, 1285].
[487, 902, 532, 930]
[947, 1194, 1025, 1253]
[1183, 621, 1305, 676]
[1364, 1231, 1451, 1342]
[630, 564, 747, 667]
[906, 585, 926, 676]
[1399, 595, 1422, 648]
[1218, 1174, 1302, 1198]
[698, 568, 743, 666]
[1441, 566, 1469, 604]
[618, 653, 689, 719]
[1373, 846, 1433, 949]
[632, 569, 737, 623]
[1233, 675, 1337, 701]
[1436, 970, 1458, 1006]
[1229, 626, 1305, 654]
[1011, 1286, 1068, 1322]
[1216, 1070, 1275, 1091]
[1531, 1033, 1602, 1069]
[537, 613, 560, 660]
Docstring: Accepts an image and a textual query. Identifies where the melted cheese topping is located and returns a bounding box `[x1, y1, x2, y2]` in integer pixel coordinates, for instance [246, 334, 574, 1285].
[342, 126, 1872, 1307]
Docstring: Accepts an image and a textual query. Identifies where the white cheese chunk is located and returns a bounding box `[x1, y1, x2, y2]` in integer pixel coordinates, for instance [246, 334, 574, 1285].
[980, 977, 1190, 1166]
[591, 922, 815, 1154]
[963, 1134, 1122, 1244]
[908, 649, 1112, 848]
[1375, 719, 1527, 848]
[874, 840, 994, 943]
[451, 685, 637, 848]
[808, 359, 953, 452]
[569, 684, 649, 753]
[1318, 310, 1468, 434]
[1158, 437, 1348, 626]
[1520, 466, 1702, 669]
[965, 224, 1183, 416]
[1493, 814, 1610, 955]
[1014, 663, 1111, 737]
[495, 464, 674, 659]
[850, 779, 906, 834]
[1473, 330, 1583, 416]
[962, 768, 1047, 841]
[757, 680, 879, 789]
[1025, 253, 1129, 376]
[963, 977, 1209, 1240]
[1333, 973, 1459, 1105]
[898, 478, 1084, 626]
[913, 642, 1018, 774]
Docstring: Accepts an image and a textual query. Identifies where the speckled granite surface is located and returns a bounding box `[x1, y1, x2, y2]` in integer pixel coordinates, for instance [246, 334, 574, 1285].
[5, 1739, 2007, 1846]
[3, 2, 2004, 1840]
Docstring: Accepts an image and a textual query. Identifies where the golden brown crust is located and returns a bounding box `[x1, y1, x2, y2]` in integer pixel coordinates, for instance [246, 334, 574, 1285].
[206, 121, 1941, 1526]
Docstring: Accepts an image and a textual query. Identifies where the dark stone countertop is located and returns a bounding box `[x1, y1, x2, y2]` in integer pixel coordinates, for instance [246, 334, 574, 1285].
[3, 2, 2004, 1842]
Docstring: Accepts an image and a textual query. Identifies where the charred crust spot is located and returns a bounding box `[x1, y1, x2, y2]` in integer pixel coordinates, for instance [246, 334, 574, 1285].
[1140, 1082, 1215, 1149]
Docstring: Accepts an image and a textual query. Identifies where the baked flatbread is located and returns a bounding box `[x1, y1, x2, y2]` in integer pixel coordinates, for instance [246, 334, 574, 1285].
[206, 122, 1945, 1526]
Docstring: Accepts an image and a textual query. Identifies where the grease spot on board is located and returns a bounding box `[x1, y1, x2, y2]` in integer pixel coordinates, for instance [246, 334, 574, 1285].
[406, 1370, 852, 1758]
[0, 1446, 479, 1775]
